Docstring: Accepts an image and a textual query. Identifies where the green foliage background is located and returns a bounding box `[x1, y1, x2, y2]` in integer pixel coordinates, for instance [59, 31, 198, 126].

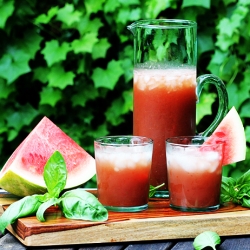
[0, 0, 249, 186]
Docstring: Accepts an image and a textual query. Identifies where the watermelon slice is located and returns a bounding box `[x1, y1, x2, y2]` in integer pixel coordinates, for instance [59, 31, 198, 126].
[0, 117, 96, 197]
[204, 106, 246, 166]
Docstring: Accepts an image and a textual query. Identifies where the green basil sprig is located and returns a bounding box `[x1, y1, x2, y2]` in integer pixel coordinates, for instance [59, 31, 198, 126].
[220, 169, 250, 207]
[0, 195, 43, 232]
[149, 183, 165, 198]
[0, 151, 108, 233]
[59, 189, 108, 222]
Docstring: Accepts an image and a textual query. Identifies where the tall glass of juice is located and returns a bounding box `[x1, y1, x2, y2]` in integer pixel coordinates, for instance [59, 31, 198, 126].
[166, 136, 224, 212]
[94, 136, 153, 212]
[127, 19, 228, 197]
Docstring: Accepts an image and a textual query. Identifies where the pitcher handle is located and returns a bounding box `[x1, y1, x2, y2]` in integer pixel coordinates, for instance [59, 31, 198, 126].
[196, 74, 229, 137]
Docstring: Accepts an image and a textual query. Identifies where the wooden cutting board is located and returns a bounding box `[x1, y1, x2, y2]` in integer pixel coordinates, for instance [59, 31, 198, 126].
[1, 189, 250, 247]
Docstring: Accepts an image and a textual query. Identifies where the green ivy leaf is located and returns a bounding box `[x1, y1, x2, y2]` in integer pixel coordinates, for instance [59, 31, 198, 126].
[84, 0, 106, 14]
[0, 0, 14, 28]
[119, 0, 140, 5]
[207, 50, 227, 76]
[0, 78, 15, 99]
[238, 81, 250, 109]
[105, 98, 125, 126]
[217, 18, 233, 37]
[56, 3, 82, 26]
[227, 84, 239, 109]
[215, 5, 248, 51]
[17, 31, 43, 60]
[92, 60, 123, 90]
[71, 85, 99, 107]
[104, 0, 121, 12]
[72, 33, 98, 54]
[245, 126, 250, 143]
[122, 90, 133, 112]
[77, 60, 86, 74]
[143, 0, 173, 19]
[223, 0, 237, 5]
[220, 55, 239, 82]
[0, 51, 30, 84]
[92, 38, 111, 59]
[120, 58, 133, 83]
[47, 64, 75, 89]
[41, 40, 70, 67]
[196, 92, 216, 124]
[33, 67, 49, 83]
[240, 100, 250, 118]
[34, 6, 59, 24]
[6, 104, 38, 132]
[227, 79, 250, 110]
[40, 87, 62, 107]
[182, 0, 210, 8]
[198, 32, 214, 56]
[117, 8, 141, 24]
[88, 124, 109, 139]
[77, 17, 103, 36]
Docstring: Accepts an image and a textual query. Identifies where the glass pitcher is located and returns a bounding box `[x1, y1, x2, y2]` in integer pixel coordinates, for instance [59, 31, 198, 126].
[127, 19, 228, 198]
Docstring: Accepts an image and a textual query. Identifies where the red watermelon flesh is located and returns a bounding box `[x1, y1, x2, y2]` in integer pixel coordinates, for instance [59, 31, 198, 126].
[203, 106, 246, 166]
[0, 117, 96, 197]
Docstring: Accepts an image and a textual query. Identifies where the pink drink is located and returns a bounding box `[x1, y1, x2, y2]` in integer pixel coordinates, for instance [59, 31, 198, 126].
[133, 68, 196, 191]
[167, 141, 223, 211]
[94, 136, 153, 212]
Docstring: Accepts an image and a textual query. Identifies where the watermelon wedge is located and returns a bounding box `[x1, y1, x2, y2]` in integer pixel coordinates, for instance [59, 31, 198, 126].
[203, 106, 246, 166]
[0, 117, 96, 197]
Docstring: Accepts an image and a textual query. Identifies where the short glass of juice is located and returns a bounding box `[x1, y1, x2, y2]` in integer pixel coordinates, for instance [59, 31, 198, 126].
[166, 136, 224, 212]
[94, 135, 153, 212]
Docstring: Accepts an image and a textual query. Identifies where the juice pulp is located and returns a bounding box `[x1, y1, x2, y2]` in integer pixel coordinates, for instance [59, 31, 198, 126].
[167, 149, 223, 208]
[133, 68, 196, 190]
[95, 148, 152, 207]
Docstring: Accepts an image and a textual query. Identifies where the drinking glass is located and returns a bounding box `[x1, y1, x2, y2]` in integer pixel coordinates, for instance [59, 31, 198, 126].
[166, 136, 224, 212]
[94, 136, 153, 212]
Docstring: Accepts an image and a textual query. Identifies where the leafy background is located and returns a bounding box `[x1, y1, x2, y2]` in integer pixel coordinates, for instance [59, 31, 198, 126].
[0, 0, 249, 187]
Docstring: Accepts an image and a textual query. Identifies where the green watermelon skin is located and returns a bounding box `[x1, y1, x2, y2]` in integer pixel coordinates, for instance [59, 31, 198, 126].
[0, 170, 47, 197]
[0, 117, 96, 197]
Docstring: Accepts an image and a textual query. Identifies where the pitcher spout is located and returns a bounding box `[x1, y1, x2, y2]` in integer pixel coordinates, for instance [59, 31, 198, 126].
[127, 22, 137, 36]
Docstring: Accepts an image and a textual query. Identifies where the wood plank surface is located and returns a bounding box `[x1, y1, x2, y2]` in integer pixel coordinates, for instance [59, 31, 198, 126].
[1, 191, 250, 247]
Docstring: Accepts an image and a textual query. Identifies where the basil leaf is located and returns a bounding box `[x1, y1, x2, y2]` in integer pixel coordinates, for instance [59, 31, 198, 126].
[242, 197, 250, 208]
[36, 197, 59, 222]
[236, 169, 250, 186]
[193, 231, 221, 250]
[149, 183, 165, 198]
[43, 151, 67, 198]
[236, 184, 250, 199]
[0, 195, 43, 233]
[59, 189, 108, 222]
[220, 176, 238, 203]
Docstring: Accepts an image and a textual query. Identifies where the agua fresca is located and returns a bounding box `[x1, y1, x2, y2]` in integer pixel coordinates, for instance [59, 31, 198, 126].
[167, 148, 223, 209]
[133, 68, 196, 191]
[95, 147, 152, 207]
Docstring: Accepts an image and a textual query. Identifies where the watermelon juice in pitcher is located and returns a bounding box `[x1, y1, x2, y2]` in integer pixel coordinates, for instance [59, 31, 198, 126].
[128, 19, 228, 197]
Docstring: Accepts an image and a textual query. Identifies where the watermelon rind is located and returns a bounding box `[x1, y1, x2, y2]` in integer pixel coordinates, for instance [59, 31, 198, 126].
[0, 170, 47, 197]
[204, 106, 246, 166]
[0, 117, 96, 197]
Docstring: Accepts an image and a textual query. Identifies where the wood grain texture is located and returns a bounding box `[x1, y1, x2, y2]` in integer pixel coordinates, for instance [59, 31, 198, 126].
[1, 191, 250, 247]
